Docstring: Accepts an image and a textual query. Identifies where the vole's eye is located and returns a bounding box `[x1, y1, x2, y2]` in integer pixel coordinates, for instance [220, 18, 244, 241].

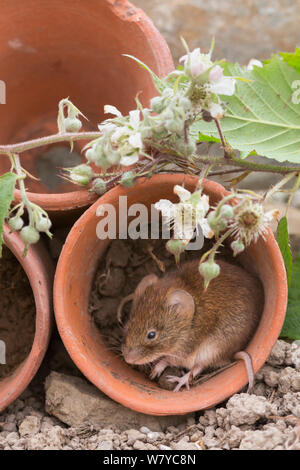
[147, 330, 156, 340]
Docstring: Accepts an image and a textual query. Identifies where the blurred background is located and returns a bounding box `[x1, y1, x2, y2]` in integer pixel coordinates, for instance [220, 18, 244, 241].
[133, 0, 299, 64]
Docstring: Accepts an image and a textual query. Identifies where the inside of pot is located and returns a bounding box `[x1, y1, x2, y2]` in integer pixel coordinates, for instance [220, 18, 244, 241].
[0, 0, 165, 194]
[0, 246, 36, 381]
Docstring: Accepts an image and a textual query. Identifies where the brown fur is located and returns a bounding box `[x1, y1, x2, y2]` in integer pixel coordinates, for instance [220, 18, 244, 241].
[122, 259, 264, 369]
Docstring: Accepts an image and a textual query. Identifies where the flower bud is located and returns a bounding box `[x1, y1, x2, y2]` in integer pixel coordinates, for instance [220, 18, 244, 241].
[72, 164, 93, 178]
[64, 117, 82, 132]
[35, 216, 52, 233]
[230, 239, 245, 257]
[85, 145, 99, 163]
[166, 239, 186, 264]
[199, 259, 220, 289]
[220, 204, 234, 220]
[92, 178, 107, 195]
[150, 96, 165, 114]
[165, 116, 184, 135]
[8, 216, 24, 232]
[207, 211, 227, 233]
[68, 164, 93, 185]
[120, 171, 135, 188]
[69, 173, 91, 186]
[20, 226, 40, 245]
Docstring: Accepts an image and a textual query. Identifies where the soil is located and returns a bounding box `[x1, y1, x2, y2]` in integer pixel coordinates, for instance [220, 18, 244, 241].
[0, 247, 36, 379]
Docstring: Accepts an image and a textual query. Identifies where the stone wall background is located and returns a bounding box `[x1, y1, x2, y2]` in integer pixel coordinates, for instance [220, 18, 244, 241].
[132, 0, 300, 64]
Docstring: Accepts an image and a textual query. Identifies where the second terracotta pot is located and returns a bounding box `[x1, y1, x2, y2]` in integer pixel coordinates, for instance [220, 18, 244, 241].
[53, 174, 287, 415]
[0, 225, 53, 412]
[0, 0, 173, 223]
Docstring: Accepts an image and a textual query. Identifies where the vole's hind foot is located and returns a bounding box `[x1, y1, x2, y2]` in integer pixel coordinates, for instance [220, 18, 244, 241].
[234, 351, 255, 393]
[167, 371, 191, 392]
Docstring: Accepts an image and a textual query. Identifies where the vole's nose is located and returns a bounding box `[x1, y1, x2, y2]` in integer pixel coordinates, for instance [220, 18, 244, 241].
[122, 346, 140, 364]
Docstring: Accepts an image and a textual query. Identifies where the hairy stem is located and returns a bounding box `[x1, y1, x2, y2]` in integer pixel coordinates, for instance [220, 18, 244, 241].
[0, 131, 102, 156]
[13, 154, 34, 224]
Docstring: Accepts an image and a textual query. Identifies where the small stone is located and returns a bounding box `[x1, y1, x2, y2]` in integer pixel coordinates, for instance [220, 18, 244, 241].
[5, 432, 19, 446]
[2, 423, 17, 433]
[147, 431, 161, 442]
[19, 415, 41, 437]
[139, 426, 151, 434]
[240, 427, 285, 450]
[97, 440, 114, 450]
[172, 438, 198, 450]
[133, 440, 147, 450]
[159, 444, 172, 450]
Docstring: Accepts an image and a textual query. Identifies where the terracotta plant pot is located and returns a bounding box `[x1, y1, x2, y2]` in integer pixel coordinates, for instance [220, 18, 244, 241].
[53, 174, 287, 415]
[0, 0, 173, 222]
[0, 225, 53, 412]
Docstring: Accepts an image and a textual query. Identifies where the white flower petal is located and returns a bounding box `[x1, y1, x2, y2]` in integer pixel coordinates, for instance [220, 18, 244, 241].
[198, 218, 214, 239]
[179, 53, 188, 64]
[208, 102, 224, 119]
[154, 199, 176, 217]
[209, 77, 236, 96]
[209, 65, 224, 83]
[173, 185, 191, 202]
[247, 59, 263, 71]
[104, 105, 122, 117]
[129, 110, 140, 129]
[98, 122, 117, 132]
[120, 153, 139, 166]
[111, 127, 127, 142]
[128, 132, 143, 149]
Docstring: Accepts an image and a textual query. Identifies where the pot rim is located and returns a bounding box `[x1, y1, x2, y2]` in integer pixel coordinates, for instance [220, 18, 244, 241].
[0, 225, 53, 412]
[54, 173, 288, 415]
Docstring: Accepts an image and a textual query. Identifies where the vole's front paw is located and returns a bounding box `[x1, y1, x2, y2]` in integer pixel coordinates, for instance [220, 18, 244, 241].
[150, 359, 168, 380]
[167, 371, 191, 392]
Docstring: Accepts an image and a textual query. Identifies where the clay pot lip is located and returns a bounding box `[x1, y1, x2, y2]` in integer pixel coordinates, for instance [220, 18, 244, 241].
[10, 0, 174, 216]
[0, 225, 53, 412]
[13, 188, 98, 214]
[54, 174, 288, 416]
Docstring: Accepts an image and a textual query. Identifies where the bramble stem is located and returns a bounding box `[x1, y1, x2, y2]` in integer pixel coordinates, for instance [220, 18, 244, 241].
[0, 132, 102, 155]
[13, 154, 34, 225]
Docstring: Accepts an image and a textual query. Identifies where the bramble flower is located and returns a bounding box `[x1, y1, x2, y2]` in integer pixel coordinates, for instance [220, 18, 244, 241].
[155, 184, 213, 242]
[229, 199, 279, 246]
[179, 48, 213, 78]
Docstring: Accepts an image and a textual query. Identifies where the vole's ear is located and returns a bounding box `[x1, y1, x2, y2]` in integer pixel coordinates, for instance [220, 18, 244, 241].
[166, 289, 195, 319]
[133, 274, 159, 301]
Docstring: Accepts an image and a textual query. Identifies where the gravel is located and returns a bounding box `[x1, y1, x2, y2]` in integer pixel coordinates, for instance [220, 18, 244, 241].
[0, 339, 299, 450]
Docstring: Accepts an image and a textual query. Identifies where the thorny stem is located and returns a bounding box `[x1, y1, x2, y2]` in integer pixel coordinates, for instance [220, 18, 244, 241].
[200, 227, 235, 264]
[13, 153, 34, 225]
[196, 152, 300, 174]
[0, 131, 102, 155]
[213, 118, 233, 160]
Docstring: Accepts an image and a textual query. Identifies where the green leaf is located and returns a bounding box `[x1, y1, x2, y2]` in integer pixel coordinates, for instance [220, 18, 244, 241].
[0, 172, 17, 256]
[198, 132, 220, 143]
[194, 56, 300, 163]
[276, 216, 293, 286]
[281, 48, 300, 75]
[123, 54, 166, 93]
[280, 251, 300, 340]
